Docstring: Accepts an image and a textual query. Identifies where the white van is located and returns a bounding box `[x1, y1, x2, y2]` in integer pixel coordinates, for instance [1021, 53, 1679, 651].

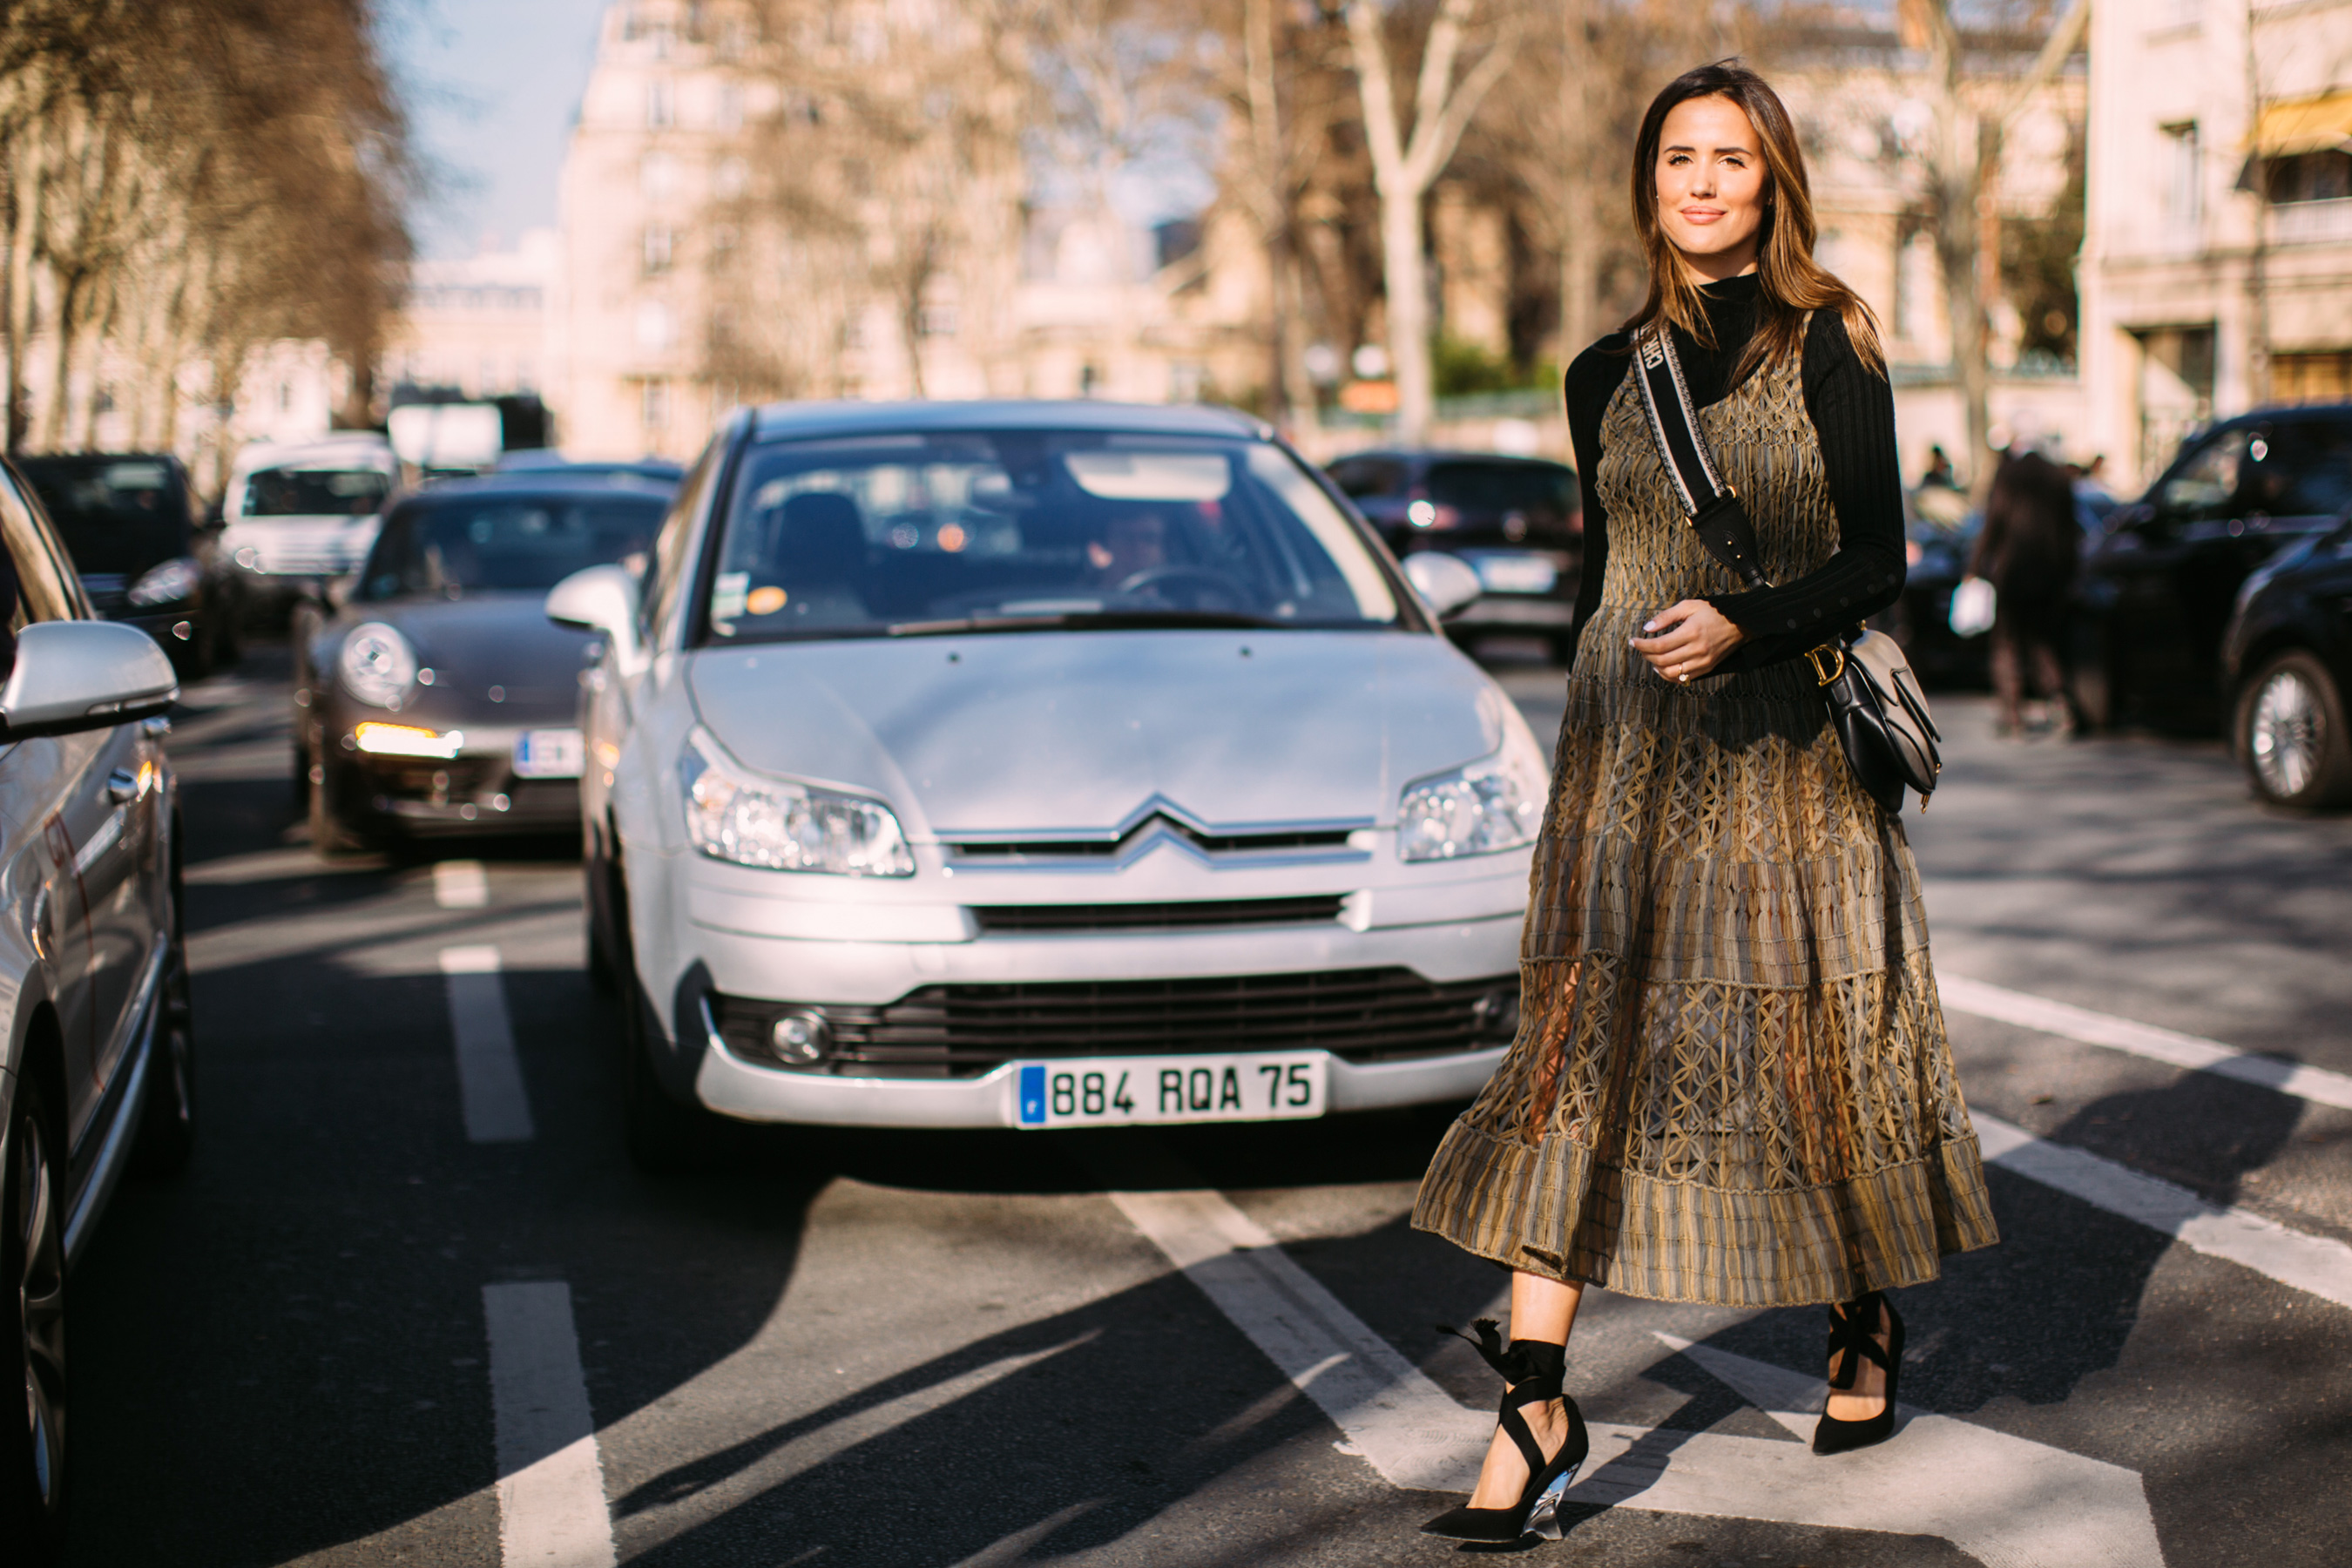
[217, 435, 399, 614]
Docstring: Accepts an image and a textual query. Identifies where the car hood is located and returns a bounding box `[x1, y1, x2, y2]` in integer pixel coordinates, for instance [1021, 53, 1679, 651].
[335, 594, 591, 713]
[685, 630, 1517, 837]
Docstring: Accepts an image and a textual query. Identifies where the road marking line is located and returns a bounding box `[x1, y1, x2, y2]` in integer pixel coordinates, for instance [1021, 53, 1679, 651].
[484, 1281, 615, 1568]
[442, 945, 534, 1143]
[1975, 1112, 2352, 1309]
[436, 859, 490, 909]
[1652, 1335, 2164, 1568]
[1110, 1187, 2162, 1566]
[1942, 973, 2352, 1111]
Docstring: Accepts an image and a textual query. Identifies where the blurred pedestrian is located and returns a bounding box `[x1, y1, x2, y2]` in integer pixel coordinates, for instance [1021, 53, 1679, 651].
[1409, 61, 1996, 1546]
[1970, 449, 2080, 736]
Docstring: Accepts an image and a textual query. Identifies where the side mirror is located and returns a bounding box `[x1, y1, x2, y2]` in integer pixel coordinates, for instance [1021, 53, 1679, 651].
[1402, 551, 1484, 619]
[1, 620, 178, 739]
[547, 564, 643, 666]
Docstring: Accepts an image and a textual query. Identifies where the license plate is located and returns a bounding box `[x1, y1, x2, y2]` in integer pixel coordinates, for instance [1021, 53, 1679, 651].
[513, 728, 585, 779]
[1011, 1053, 1328, 1128]
[1473, 555, 1558, 594]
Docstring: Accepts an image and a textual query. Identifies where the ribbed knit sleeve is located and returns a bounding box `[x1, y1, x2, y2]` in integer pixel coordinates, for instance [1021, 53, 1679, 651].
[1704, 309, 1907, 671]
[1559, 335, 1632, 668]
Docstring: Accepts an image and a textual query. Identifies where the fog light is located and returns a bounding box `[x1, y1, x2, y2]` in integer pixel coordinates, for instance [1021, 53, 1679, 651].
[233, 546, 259, 569]
[769, 1009, 831, 1065]
[1471, 985, 1520, 1040]
[171, 621, 193, 641]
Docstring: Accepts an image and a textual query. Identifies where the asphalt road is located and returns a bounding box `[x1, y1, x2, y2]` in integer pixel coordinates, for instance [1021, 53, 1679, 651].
[57, 646, 2352, 1568]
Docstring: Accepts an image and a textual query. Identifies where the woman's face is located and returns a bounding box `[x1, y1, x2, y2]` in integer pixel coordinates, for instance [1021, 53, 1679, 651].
[1653, 95, 1768, 278]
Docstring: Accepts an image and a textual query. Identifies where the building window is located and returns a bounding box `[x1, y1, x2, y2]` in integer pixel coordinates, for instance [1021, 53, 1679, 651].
[640, 152, 679, 201]
[642, 379, 671, 429]
[647, 79, 675, 129]
[918, 305, 958, 338]
[2265, 150, 2352, 205]
[643, 225, 673, 274]
[2164, 120, 2202, 230]
[716, 84, 744, 132]
[713, 157, 748, 199]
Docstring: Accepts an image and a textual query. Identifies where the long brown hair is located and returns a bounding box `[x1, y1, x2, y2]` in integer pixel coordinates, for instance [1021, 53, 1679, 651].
[1623, 61, 1885, 380]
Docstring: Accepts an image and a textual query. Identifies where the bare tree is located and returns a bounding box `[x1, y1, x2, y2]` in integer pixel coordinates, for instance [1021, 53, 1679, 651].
[1341, 0, 1515, 443]
[1906, 0, 2088, 490]
[0, 0, 411, 464]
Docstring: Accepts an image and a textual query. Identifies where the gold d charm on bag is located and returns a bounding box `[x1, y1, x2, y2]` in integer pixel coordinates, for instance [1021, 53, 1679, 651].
[1804, 644, 1846, 686]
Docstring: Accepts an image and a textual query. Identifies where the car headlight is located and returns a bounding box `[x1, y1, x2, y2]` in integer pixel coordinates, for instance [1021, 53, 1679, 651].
[338, 622, 418, 708]
[678, 728, 915, 875]
[1398, 727, 1547, 862]
[127, 557, 204, 606]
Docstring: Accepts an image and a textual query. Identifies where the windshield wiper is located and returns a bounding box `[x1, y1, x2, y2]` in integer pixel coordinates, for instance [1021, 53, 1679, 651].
[885, 609, 1283, 637]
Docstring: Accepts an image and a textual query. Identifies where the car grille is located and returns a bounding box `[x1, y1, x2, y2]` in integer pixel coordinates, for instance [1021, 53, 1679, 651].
[948, 814, 1357, 862]
[970, 896, 1346, 934]
[708, 966, 1519, 1078]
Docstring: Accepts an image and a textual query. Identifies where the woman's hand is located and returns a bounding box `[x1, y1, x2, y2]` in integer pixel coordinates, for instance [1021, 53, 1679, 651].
[1629, 598, 1746, 684]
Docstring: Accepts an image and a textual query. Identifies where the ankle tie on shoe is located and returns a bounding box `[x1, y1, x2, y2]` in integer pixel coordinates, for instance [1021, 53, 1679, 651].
[1437, 1319, 1566, 1400]
[1824, 1292, 1891, 1393]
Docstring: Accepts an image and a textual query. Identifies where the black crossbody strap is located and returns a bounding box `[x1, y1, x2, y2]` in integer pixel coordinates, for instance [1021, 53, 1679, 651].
[1630, 324, 1769, 591]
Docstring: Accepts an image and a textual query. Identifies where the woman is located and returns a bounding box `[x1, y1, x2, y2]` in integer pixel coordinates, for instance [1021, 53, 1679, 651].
[1970, 448, 2081, 736]
[1411, 61, 1998, 1543]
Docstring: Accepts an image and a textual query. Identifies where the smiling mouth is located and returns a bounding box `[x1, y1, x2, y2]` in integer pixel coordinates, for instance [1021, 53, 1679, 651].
[1680, 207, 1727, 223]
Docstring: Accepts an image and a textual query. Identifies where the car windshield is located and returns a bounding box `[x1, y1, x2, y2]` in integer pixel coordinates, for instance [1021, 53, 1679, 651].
[243, 466, 391, 517]
[701, 429, 1402, 641]
[358, 494, 666, 600]
[1425, 461, 1576, 517]
[16, 457, 188, 574]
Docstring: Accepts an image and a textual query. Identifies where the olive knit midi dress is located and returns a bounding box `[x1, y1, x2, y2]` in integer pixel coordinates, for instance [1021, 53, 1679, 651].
[1412, 294, 1999, 1308]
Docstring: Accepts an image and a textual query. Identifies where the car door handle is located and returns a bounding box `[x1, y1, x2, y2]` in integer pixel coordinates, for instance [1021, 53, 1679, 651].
[106, 767, 139, 805]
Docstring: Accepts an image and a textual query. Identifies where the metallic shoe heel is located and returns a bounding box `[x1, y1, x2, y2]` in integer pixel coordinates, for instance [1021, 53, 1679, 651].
[1419, 1321, 1591, 1544]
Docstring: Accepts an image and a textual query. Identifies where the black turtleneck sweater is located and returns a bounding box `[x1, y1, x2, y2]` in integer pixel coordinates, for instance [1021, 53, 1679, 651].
[1561, 274, 1905, 672]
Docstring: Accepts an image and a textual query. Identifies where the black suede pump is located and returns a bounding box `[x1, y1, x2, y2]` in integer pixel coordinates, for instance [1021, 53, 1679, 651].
[1812, 1289, 1905, 1455]
[1420, 1321, 1590, 1543]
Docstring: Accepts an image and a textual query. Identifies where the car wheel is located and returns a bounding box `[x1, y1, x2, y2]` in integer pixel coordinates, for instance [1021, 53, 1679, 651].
[2237, 652, 2352, 809]
[132, 893, 195, 1178]
[0, 1071, 69, 1564]
[621, 966, 721, 1173]
[585, 827, 623, 996]
[308, 757, 373, 857]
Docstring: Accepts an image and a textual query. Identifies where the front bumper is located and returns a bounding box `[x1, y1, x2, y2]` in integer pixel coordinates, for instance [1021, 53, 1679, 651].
[693, 1010, 1506, 1127]
[650, 852, 1530, 1125]
[334, 724, 584, 832]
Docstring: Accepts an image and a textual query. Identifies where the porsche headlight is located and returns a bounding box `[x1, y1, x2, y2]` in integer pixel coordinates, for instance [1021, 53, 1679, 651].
[127, 557, 203, 606]
[338, 622, 417, 709]
[678, 728, 915, 875]
[1398, 727, 1547, 862]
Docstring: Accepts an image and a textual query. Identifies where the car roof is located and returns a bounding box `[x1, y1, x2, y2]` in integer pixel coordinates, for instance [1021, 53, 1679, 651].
[13, 451, 183, 470]
[231, 435, 396, 473]
[389, 474, 676, 510]
[748, 399, 1265, 443]
[1328, 448, 1569, 468]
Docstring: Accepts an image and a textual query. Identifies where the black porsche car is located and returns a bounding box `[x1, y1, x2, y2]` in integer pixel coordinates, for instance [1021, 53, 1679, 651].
[2073, 406, 2352, 732]
[1325, 449, 1582, 662]
[10, 451, 233, 678]
[2220, 516, 2352, 808]
[294, 475, 671, 852]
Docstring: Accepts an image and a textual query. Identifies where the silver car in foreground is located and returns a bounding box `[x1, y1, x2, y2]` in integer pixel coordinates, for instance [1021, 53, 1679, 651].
[0, 460, 188, 1563]
[548, 402, 1545, 1167]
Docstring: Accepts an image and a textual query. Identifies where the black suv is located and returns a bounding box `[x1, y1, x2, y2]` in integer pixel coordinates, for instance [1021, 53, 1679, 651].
[10, 451, 233, 679]
[2074, 407, 2352, 731]
[1326, 449, 1582, 661]
[2220, 517, 2352, 808]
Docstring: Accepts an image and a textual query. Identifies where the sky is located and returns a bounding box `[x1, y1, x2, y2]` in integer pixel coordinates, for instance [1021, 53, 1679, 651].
[387, 0, 612, 260]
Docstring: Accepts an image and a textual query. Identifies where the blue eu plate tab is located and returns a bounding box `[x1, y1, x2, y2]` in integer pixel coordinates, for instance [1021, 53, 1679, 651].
[1017, 1064, 1046, 1125]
